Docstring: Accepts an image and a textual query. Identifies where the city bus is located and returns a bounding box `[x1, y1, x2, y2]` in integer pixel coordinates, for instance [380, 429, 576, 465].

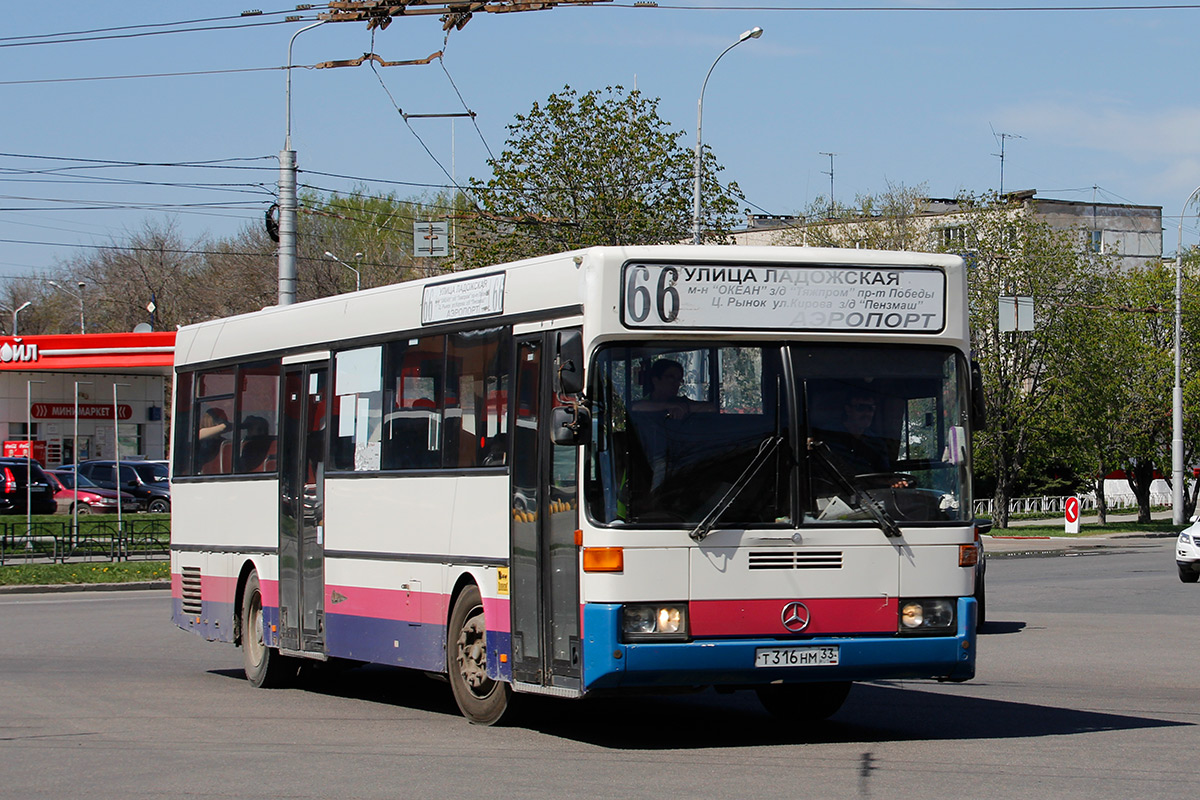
[170, 244, 984, 725]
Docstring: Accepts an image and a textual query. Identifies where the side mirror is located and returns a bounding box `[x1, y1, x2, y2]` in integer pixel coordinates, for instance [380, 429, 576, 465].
[555, 330, 585, 396]
[551, 403, 592, 447]
[970, 359, 988, 432]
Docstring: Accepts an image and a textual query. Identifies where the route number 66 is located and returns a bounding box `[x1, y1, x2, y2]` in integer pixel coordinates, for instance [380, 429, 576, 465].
[625, 266, 680, 325]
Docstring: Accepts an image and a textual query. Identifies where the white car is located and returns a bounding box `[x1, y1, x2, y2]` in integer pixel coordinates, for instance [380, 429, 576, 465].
[1176, 518, 1200, 582]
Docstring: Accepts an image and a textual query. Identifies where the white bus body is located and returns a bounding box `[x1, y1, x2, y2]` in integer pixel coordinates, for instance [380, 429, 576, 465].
[171, 245, 980, 724]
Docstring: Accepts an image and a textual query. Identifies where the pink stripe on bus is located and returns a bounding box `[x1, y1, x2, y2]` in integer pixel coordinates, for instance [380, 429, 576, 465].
[325, 585, 511, 633]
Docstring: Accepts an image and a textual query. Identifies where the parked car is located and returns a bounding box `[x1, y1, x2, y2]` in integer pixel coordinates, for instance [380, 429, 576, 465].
[47, 469, 143, 515]
[1176, 517, 1200, 582]
[0, 457, 57, 515]
[71, 460, 171, 513]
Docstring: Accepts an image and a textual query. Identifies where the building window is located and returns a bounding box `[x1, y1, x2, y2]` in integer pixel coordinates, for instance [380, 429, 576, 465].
[8, 423, 38, 440]
[937, 226, 965, 249]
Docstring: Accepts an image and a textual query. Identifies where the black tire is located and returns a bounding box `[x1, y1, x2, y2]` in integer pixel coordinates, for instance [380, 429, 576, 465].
[1179, 564, 1200, 583]
[73, 504, 93, 515]
[756, 681, 852, 722]
[447, 584, 511, 725]
[148, 498, 170, 514]
[240, 571, 296, 688]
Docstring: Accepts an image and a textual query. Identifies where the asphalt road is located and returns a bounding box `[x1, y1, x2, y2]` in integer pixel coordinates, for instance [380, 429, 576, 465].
[0, 540, 1195, 800]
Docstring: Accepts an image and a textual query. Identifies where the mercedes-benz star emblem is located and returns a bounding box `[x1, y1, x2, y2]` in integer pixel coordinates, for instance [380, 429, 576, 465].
[781, 601, 811, 633]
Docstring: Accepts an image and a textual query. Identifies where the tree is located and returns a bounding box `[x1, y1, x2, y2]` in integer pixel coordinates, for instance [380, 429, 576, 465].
[957, 196, 1112, 528]
[20, 189, 455, 334]
[463, 85, 744, 268]
[1087, 258, 1200, 523]
[781, 182, 932, 251]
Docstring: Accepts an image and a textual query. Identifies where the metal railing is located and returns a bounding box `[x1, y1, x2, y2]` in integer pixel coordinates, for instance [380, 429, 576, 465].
[0, 517, 169, 565]
[971, 492, 1173, 518]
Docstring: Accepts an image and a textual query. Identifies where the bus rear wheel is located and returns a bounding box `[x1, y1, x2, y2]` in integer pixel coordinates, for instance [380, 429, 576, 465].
[447, 584, 511, 725]
[240, 571, 296, 688]
[756, 681, 852, 722]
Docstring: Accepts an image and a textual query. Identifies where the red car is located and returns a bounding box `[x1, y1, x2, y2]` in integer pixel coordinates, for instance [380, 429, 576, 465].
[48, 470, 143, 514]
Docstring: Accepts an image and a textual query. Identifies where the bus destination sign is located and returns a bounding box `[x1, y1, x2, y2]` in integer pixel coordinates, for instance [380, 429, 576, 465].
[421, 272, 506, 325]
[621, 263, 946, 332]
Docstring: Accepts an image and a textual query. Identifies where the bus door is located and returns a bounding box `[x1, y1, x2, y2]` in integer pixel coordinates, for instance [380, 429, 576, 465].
[509, 332, 582, 690]
[278, 362, 328, 655]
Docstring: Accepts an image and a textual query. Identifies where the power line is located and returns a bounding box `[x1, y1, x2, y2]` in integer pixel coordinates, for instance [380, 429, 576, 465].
[0, 152, 278, 171]
[0, 16, 311, 50]
[606, 3, 1200, 11]
[0, 7, 303, 43]
[0, 65, 286, 87]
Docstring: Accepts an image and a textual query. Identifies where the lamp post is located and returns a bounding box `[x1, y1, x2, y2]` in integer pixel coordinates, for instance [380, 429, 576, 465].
[73, 380, 92, 547]
[113, 382, 130, 541]
[11, 301, 31, 336]
[1173, 184, 1200, 524]
[324, 251, 362, 292]
[47, 280, 85, 334]
[692, 26, 763, 245]
[25, 379, 44, 550]
[279, 20, 327, 307]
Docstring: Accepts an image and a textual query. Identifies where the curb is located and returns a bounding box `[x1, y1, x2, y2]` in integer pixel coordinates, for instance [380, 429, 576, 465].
[0, 580, 169, 595]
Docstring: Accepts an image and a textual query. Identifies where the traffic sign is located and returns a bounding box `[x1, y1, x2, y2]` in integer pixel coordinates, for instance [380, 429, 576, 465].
[1064, 496, 1080, 534]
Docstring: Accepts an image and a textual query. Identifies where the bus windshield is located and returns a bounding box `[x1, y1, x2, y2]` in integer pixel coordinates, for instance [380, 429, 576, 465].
[586, 343, 971, 528]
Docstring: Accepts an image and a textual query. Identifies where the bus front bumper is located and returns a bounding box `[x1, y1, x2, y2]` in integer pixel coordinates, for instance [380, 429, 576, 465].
[581, 597, 976, 691]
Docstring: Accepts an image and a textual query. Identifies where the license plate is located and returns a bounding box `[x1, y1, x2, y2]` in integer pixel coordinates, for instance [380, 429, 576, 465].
[754, 645, 839, 668]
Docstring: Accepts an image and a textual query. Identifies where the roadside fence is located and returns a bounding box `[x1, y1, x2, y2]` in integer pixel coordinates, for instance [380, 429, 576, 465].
[0, 517, 168, 565]
[972, 492, 1173, 518]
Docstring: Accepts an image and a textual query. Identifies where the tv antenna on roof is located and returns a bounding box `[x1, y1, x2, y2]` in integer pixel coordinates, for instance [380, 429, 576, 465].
[991, 126, 1024, 195]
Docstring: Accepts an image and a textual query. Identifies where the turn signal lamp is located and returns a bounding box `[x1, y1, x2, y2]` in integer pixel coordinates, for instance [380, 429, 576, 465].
[959, 544, 979, 568]
[582, 547, 623, 573]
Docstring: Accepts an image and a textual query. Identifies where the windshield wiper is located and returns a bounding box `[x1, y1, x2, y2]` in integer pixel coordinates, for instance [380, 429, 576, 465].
[808, 438, 903, 539]
[690, 435, 784, 543]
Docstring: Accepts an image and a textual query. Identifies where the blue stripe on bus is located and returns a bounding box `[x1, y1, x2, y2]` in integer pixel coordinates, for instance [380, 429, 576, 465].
[172, 597, 237, 644]
[582, 597, 976, 691]
[324, 612, 513, 681]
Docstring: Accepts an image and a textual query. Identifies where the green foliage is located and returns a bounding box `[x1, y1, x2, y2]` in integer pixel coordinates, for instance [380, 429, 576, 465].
[463, 85, 744, 267]
[954, 194, 1112, 526]
[782, 182, 934, 251]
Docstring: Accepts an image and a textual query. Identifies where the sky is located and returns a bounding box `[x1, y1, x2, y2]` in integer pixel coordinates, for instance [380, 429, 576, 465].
[3, 1, 1200, 284]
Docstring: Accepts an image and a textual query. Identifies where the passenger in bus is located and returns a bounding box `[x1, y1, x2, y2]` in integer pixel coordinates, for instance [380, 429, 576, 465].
[238, 415, 273, 472]
[632, 358, 714, 420]
[197, 408, 232, 472]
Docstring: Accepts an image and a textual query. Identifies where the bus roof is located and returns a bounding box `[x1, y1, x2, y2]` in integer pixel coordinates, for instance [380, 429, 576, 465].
[173, 245, 967, 369]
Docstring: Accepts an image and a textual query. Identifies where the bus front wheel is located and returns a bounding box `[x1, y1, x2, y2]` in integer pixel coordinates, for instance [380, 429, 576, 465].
[447, 584, 511, 725]
[756, 681, 852, 722]
[240, 571, 296, 688]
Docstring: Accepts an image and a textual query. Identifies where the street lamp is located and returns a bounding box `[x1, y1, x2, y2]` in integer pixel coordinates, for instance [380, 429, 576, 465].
[25, 378, 44, 550]
[1172, 184, 1200, 524]
[324, 251, 362, 292]
[692, 26, 763, 245]
[47, 280, 85, 334]
[12, 301, 31, 336]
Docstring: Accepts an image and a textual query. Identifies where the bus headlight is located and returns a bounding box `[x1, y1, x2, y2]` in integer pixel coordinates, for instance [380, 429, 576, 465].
[899, 598, 955, 634]
[621, 603, 689, 642]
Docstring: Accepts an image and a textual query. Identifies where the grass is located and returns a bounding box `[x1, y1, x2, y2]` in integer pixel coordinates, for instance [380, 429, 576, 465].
[986, 520, 1180, 538]
[0, 560, 168, 586]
